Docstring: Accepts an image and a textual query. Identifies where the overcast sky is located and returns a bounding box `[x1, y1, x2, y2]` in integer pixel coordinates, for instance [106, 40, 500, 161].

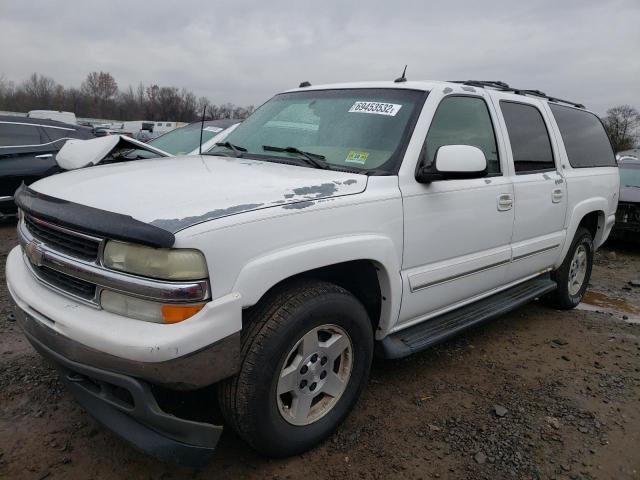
[1, 0, 639, 114]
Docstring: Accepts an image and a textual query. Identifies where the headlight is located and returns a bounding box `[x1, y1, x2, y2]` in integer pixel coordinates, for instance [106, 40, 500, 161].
[103, 240, 208, 280]
[101, 290, 205, 324]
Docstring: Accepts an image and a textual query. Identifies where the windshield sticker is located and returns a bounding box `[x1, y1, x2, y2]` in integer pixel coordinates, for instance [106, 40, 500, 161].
[348, 101, 402, 116]
[204, 126, 223, 132]
[345, 150, 369, 164]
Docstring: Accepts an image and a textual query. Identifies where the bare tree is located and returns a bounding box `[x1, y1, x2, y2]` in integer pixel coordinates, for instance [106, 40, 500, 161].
[0, 72, 254, 123]
[20, 73, 58, 109]
[81, 71, 118, 102]
[603, 105, 640, 152]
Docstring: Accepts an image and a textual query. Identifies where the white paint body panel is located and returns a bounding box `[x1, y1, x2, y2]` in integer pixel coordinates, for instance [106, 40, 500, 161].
[6, 80, 620, 363]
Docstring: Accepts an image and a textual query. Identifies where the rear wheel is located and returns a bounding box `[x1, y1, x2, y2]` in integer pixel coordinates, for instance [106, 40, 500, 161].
[545, 227, 594, 309]
[218, 280, 373, 457]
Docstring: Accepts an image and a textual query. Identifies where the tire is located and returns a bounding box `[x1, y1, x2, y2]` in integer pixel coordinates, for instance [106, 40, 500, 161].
[545, 227, 594, 309]
[218, 280, 373, 457]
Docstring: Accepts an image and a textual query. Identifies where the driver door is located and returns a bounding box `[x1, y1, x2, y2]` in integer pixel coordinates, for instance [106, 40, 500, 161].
[397, 92, 514, 327]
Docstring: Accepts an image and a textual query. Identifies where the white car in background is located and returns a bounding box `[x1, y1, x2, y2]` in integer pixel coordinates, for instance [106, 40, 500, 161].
[55, 119, 239, 170]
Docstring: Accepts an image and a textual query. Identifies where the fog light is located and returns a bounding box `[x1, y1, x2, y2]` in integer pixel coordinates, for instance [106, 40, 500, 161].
[101, 290, 205, 324]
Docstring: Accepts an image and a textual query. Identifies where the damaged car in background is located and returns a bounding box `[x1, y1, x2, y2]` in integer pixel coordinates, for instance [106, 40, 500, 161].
[1, 119, 238, 216]
[611, 156, 640, 241]
[0, 115, 94, 219]
[6, 79, 619, 466]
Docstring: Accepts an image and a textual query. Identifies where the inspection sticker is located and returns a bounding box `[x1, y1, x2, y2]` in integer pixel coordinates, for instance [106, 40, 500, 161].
[345, 150, 369, 164]
[348, 101, 402, 116]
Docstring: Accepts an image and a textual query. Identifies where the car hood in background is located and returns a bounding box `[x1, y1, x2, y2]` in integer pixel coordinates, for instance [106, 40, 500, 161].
[56, 135, 172, 170]
[31, 155, 367, 232]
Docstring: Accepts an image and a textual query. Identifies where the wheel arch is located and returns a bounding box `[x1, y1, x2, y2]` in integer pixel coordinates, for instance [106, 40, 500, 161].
[557, 198, 608, 268]
[232, 235, 402, 337]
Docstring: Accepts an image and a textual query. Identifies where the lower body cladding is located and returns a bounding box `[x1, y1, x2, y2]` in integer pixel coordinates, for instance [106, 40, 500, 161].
[12, 305, 240, 466]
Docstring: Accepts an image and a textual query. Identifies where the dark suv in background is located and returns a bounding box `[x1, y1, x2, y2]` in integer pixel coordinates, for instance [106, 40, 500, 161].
[612, 156, 640, 241]
[0, 115, 94, 219]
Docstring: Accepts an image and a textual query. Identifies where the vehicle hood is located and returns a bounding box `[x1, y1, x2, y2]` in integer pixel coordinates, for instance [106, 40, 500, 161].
[620, 186, 640, 203]
[56, 135, 172, 170]
[31, 155, 367, 232]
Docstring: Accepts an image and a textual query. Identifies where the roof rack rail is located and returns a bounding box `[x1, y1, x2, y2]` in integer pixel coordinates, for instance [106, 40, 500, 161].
[450, 80, 511, 90]
[449, 80, 585, 109]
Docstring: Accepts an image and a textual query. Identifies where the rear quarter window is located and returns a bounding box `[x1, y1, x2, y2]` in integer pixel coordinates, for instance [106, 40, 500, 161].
[549, 104, 616, 168]
[0, 123, 43, 147]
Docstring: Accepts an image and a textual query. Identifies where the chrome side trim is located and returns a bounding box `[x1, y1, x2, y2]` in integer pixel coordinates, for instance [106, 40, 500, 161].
[0, 120, 75, 131]
[0, 196, 13, 202]
[512, 244, 560, 262]
[410, 259, 510, 292]
[18, 219, 210, 304]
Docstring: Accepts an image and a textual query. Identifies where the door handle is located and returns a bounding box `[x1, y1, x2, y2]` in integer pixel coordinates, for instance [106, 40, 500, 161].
[35, 154, 53, 159]
[497, 193, 513, 211]
[552, 188, 563, 203]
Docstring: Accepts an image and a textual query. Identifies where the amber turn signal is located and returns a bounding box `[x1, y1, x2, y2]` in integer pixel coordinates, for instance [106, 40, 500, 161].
[161, 304, 205, 323]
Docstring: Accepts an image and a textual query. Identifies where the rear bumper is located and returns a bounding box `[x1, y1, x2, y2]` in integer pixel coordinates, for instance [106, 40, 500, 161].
[16, 304, 223, 467]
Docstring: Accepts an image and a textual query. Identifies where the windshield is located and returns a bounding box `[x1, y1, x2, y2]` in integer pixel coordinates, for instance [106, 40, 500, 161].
[207, 88, 425, 173]
[127, 123, 222, 159]
[150, 123, 221, 155]
[620, 165, 640, 187]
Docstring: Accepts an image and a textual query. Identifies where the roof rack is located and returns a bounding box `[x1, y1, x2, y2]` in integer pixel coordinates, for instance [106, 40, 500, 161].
[450, 80, 585, 109]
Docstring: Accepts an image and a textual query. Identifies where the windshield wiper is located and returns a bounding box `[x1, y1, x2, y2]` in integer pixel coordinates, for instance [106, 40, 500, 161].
[208, 141, 247, 158]
[262, 145, 329, 169]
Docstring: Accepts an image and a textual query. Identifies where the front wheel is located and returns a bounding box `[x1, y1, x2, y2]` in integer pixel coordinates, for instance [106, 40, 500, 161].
[545, 226, 594, 309]
[218, 280, 373, 457]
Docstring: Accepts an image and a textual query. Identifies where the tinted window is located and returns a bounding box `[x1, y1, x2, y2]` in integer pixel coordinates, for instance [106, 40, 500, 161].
[500, 102, 555, 173]
[423, 96, 500, 174]
[42, 126, 74, 142]
[549, 104, 616, 168]
[620, 164, 640, 187]
[0, 123, 42, 147]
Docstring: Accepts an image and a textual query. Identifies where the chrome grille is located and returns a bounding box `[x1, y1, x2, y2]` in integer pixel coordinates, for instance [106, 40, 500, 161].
[24, 214, 101, 261]
[32, 264, 97, 301]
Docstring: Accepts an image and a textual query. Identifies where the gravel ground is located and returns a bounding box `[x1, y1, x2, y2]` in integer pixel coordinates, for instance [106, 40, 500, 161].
[0, 222, 638, 480]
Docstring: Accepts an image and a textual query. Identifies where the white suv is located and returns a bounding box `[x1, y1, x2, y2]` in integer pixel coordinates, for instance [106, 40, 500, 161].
[6, 79, 619, 466]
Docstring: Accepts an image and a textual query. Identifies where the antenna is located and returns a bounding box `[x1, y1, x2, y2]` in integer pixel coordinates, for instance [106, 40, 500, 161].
[299, 81, 311, 88]
[198, 105, 206, 155]
[394, 65, 407, 83]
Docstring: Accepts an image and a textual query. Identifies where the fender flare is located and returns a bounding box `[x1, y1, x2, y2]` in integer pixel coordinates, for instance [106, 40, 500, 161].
[557, 197, 607, 266]
[232, 234, 402, 337]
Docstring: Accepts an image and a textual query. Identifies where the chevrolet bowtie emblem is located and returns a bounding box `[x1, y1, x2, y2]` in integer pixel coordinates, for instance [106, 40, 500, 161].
[25, 241, 45, 267]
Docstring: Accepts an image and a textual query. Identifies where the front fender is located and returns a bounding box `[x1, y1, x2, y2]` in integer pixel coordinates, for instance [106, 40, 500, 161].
[232, 234, 402, 338]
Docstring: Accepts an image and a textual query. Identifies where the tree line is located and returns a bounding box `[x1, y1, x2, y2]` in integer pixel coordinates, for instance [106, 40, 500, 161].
[0, 72, 638, 152]
[0, 72, 255, 122]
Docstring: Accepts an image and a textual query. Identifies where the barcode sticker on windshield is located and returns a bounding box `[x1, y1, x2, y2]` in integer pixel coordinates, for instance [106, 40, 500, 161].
[348, 101, 402, 116]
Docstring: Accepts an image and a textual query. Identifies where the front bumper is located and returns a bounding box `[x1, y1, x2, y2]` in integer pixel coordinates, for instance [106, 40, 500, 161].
[6, 246, 243, 388]
[17, 304, 222, 466]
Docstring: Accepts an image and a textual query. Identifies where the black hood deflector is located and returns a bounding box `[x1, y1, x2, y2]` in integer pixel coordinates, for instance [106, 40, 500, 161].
[14, 184, 175, 248]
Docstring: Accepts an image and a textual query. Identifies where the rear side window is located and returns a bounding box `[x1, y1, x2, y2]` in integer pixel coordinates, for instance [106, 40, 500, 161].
[42, 126, 73, 142]
[423, 96, 500, 174]
[0, 123, 43, 147]
[549, 104, 616, 168]
[500, 102, 555, 173]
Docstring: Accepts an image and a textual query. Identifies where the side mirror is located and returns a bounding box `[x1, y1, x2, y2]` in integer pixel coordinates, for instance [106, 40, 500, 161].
[416, 145, 488, 183]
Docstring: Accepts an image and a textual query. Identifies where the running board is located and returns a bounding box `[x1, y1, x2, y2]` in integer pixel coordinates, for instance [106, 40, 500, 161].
[377, 275, 557, 359]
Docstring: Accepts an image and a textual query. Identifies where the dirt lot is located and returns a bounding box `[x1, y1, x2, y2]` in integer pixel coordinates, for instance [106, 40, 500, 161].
[0, 222, 638, 480]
